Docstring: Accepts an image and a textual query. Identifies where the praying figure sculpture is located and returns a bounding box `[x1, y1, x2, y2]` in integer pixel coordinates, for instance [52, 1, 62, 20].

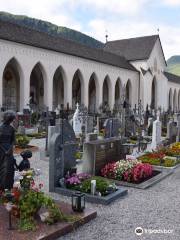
[0, 110, 17, 190]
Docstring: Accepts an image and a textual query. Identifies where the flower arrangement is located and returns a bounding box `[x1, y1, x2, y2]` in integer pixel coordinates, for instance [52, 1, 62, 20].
[100, 162, 117, 179]
[138, 145, 180, 167]
[123, 163, 153, 183]
[0, 169, 65, 231]
[65, 173, 91, 190]
[65, 173, 116, 196]
[101, 159, 153, 183]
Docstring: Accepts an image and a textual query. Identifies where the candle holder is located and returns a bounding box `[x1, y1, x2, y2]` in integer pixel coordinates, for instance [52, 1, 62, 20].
[72, 192, 85, 212]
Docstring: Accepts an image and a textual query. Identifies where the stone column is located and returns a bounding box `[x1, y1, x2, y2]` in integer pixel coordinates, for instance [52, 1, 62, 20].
[109, 84, 115, 110]
[20, 69, 31, 111]
[96, 82, 103, 111]
[64, 78, 72, 108]
[82, 81, 88, 108]
[0, 60, 8, 109]
[45, 71, 54, 111]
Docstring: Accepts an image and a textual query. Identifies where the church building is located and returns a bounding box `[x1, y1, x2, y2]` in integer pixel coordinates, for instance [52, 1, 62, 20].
[0, 19, 179, 112]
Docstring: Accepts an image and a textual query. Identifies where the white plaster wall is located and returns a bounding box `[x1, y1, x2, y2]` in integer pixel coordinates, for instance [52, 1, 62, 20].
[130, 38, 169, 110]
[147, 39, 168, 110]
[0, 39, 139, 111]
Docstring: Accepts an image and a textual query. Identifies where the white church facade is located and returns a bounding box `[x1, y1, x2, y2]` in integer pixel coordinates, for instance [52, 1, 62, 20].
[0, 19, 179, 113]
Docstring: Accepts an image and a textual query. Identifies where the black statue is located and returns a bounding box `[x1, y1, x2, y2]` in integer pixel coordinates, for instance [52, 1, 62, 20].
[0, 110, 17, 190]
[18, 150, 32, 171]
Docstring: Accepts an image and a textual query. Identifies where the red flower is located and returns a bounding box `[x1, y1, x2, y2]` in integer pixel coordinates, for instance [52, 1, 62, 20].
[123, 163, 153, 183]
[101, 162, 116, 179]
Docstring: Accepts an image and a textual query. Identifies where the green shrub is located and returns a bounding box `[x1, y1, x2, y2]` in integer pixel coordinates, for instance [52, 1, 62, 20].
[81, 176, 110, 196]
[140, 157, 160, 165]
[164, 158, 176, 167]
[16, 135, 30, 148]
[31, 112, 39, 125]
[27, 132, 46, 139]
[130, 135, 138, 141]
[75, 152, 82, 159]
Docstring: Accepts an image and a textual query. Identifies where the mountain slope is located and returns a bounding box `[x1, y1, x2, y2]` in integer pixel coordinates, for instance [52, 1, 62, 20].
[167, 56, 180, 76]
[0, 11, 104, 49]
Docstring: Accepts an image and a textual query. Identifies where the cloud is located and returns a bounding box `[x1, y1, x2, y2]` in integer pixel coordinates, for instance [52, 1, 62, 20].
[0, 0, 179, 58]
[86, 18, 180, 59]
[163, 0, 180, 6]
[74, 0, 149, 15]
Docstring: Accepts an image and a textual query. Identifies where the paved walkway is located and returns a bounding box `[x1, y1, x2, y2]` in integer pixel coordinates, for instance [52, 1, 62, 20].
[16, 139, 180, 240]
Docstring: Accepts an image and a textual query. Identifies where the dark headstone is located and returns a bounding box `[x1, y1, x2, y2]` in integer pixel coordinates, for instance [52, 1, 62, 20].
[167, 120, 177, 143]
[103, 118, 121, 138]
[86, 116, 94, 133]
[49, 120, 77, 191]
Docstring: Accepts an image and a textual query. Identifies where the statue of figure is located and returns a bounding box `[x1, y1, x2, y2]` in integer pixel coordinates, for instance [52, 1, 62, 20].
[0, 110, 17, 190]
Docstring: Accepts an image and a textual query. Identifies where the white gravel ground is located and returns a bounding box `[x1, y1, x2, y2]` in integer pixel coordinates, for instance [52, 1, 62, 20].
[15, 139, 180, 240]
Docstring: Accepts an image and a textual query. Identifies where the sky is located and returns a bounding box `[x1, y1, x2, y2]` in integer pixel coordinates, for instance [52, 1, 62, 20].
[1, 0, 180, 59]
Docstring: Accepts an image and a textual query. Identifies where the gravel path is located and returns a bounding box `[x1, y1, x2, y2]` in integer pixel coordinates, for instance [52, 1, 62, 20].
[16, 139, 180, 240]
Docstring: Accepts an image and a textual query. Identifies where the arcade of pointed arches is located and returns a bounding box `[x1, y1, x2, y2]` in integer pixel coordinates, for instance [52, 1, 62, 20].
[2, 56, 159, 113]
[168, 87, 180, 112]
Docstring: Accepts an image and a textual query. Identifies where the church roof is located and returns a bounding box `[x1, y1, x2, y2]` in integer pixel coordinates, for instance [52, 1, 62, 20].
[104, 35, 159, 61]
[164, 71, 180, 84]
[0, 19, 137, 72]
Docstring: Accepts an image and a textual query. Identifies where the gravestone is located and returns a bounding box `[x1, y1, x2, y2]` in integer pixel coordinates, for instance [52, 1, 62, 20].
[82, 138, 123, 175]
[167, 119, 177, 143]
[86, 133, 98, 142]
[49, 119, 77, 191]
[151, 115, 162, 150]
[103, 118, 121, 138]
[86, 116, 94, 133]
[73, 103, 82, 136]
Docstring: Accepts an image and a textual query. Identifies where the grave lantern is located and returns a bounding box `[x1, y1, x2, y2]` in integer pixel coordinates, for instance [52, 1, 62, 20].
[72, 192, 85, 212]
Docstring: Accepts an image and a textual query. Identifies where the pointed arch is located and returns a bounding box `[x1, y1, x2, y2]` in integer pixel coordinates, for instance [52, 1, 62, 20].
[169, 88, 173, 111]
[178, 90, 180, 111]
[2, 57, 23, 111]
[125, 79, 132, 105]
[151, 77, 157, 110]
[173, 89, 177, 112]
[115, 77, 122, 105]
[30, 62, 47, 109]
[72, 69, 85, 109]
[88, 72, 99, 112]
[102, 75, 112, 106]
[53, 66, 66, 109]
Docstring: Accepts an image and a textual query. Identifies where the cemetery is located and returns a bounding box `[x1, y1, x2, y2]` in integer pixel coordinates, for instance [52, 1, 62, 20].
[1, 98, 180, 237]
